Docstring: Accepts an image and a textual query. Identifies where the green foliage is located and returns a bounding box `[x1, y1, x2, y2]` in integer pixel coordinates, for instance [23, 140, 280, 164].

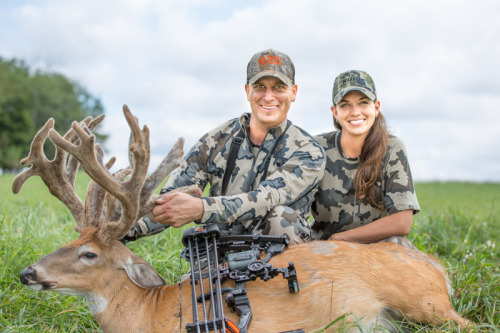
[0, 57, 106, 172]
[0, 177, 498, 332]
[403, 183, 500, 332]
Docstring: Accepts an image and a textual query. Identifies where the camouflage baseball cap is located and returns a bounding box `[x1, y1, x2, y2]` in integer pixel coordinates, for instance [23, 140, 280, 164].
[332, 70, 377, 105]
[246, 49, 295, 87]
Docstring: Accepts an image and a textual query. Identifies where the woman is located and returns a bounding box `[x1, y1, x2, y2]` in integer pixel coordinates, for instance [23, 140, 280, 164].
[311, 70, 420, 243]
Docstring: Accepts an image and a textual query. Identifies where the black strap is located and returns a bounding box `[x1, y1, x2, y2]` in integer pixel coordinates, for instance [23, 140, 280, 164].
[221, 129, 245, 195]
[257, 122, 290, 182]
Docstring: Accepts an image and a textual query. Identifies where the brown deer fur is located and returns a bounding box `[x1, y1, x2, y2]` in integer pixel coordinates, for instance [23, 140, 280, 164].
[20, 227, 473, 332]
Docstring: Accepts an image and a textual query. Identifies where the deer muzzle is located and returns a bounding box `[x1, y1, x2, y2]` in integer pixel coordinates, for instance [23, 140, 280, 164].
[20, 266, 56, 290]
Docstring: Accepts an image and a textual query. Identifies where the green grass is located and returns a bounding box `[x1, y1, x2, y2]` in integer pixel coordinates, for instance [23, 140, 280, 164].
[0, 175, 499, 332]
[407, 182, 499, 332]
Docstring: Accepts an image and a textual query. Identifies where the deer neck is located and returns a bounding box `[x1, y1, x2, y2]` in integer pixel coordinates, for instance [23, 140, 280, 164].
[87, 275, 183, 333]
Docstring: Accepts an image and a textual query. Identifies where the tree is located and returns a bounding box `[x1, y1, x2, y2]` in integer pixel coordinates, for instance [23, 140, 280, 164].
[0, 59, 34, 171]
[0, 57, 107, 172]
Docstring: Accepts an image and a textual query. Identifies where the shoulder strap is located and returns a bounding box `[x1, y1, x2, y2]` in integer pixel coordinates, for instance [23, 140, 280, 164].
[258, 121, 291, 182]
[221, 128, 245, 195]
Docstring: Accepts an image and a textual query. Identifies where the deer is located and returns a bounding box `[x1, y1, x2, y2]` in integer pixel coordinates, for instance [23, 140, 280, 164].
[15, 105, 474, 333]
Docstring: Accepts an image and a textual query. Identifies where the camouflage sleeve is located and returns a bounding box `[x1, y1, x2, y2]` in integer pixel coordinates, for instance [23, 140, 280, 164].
[383, 137, 420, 215]
[200, 140, 326, 224]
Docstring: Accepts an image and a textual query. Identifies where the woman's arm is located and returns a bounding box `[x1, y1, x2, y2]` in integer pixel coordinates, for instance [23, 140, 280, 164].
[329, 209, 414, 243]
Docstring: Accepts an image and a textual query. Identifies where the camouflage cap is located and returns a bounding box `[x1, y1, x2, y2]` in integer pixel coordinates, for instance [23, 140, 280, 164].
[332, 70, 377, 105]
[246, 49, 295, 87]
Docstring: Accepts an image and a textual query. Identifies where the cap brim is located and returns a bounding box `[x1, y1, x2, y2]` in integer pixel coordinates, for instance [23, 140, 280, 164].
[248, 70, 293, 87]
[333, 87, 376, 105]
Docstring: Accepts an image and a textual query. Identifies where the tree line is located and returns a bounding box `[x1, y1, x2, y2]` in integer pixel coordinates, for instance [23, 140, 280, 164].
[0, 57, 107, 172]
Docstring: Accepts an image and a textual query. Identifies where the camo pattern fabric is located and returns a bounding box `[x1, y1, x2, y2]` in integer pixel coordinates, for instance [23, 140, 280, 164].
[246, 49, 295, 87]
[310, 131, 420, 240]
[127, 204, 313, 244]
[252, 205, 312, 243]
[164, 113, 326, 232]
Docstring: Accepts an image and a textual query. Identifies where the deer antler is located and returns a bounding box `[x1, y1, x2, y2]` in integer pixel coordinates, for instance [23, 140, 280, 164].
[12, 115, 106, 227]
[126, 116, 186, 217]
[48, 105, 184, 243]
[138, 137, 185, 217]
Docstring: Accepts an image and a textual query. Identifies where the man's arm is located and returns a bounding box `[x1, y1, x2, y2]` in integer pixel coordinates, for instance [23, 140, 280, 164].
[151, 192, 204, 227]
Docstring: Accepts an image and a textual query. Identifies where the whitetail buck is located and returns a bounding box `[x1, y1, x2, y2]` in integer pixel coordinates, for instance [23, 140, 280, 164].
[15, 106, 474, 332]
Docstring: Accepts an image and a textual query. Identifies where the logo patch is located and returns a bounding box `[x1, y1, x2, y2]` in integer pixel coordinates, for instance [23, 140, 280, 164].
[259, 55, 282, 66]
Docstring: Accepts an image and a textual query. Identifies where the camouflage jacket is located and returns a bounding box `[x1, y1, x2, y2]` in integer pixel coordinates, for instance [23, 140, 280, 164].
[311, 131, 420, 240]
[163, 113, 326, 228]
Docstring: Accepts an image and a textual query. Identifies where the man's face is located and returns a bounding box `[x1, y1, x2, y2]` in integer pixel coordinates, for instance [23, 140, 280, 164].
[245, 77, 297, 131]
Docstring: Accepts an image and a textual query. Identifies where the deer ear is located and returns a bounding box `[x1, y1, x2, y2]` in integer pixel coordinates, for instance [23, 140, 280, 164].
[122, 260, 167, 288]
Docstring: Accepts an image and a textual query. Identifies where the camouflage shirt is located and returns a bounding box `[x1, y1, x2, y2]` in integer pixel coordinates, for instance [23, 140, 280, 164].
[311, 131, 420, 240]
[163, 113, 326, 228]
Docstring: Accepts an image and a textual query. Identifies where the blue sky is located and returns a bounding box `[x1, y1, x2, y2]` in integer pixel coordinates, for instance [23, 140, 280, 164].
[1, 0, 499, 181]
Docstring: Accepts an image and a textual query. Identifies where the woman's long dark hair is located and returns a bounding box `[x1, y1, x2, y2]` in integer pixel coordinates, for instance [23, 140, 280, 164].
[334, 108, 388, 209]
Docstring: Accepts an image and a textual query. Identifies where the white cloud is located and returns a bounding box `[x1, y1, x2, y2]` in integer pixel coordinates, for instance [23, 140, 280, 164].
[1, 0, 499, 181]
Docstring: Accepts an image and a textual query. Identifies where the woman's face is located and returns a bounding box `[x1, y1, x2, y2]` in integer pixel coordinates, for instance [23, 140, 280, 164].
[331, 90, 380, 139]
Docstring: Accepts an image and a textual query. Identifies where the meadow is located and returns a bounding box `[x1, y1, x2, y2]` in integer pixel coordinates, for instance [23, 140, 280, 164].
[0, 174, 498, 332]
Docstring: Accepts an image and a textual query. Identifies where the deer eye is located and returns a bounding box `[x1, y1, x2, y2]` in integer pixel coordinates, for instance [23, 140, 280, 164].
[81, 252, 97, 259]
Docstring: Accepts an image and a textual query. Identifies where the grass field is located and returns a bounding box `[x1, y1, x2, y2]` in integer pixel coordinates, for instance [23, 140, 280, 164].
[0, 173, 499, 332]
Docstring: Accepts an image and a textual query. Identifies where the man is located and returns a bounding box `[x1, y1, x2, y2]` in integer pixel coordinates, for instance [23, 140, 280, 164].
[127, 49, 325, 244]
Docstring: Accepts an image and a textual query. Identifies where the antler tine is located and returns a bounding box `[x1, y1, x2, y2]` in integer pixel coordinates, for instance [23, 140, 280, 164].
[65, 115, 105, 187]
[12, 118, 86, 226]
[138, 137, 186, 218]
[83, 145, 116, 229]
[83, 180, 106, 229]
[102, 168, 132, 227]
[49, 105, 150, 243]
[100, 106, 151, 242]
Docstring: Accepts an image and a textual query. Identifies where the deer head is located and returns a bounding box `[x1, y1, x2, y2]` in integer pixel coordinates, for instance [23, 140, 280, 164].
[16, 105, 186, 299]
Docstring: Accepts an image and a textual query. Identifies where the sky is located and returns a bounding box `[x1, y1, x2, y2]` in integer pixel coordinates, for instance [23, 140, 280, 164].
[1, 0, 499, 182]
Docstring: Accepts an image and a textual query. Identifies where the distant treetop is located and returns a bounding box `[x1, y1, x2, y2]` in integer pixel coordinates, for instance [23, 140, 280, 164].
[0, 57, 107, 172]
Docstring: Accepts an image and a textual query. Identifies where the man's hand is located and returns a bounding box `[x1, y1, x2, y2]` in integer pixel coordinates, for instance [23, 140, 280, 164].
[151, 192, 204, 228]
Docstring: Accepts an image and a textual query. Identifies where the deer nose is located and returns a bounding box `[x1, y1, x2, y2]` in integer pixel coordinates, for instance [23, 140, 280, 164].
[20, 267, 36, 285]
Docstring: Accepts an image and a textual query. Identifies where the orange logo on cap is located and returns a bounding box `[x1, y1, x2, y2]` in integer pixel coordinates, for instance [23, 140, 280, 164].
[259, 55, 282, 66]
